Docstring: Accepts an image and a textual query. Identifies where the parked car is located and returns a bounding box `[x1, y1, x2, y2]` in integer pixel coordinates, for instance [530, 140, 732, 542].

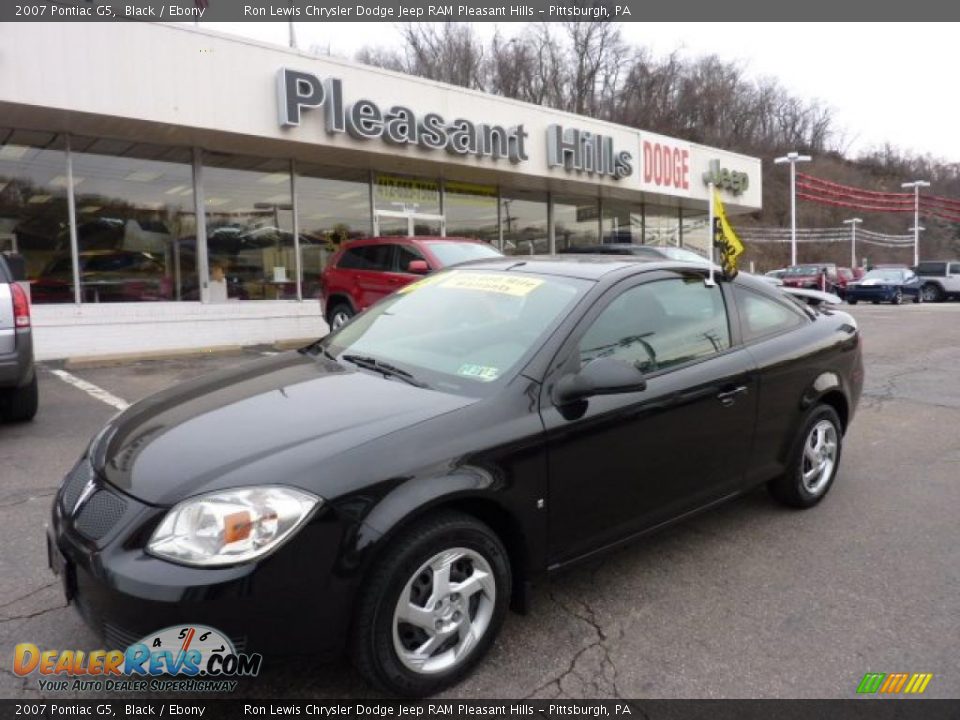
[50, 256, 863, 696]
[0, 253, 37, 422]
[31, 250, 171, 304]
[559, 243, 709, 264]
[913, 260, 960, 302]
[781, 263, 841, 293]
[845, 267, 923, 305]
[320, 236, 502, 328]
[765, 268, 788, 280]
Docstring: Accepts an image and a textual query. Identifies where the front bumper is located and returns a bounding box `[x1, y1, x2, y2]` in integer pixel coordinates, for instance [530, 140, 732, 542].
[846, 287, 898, 302]
[48, 461, 361, 656]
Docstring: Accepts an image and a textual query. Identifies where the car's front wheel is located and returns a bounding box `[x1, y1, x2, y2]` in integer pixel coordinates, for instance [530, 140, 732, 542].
[351, 511, 511, 697]
[846, 298, 858, 305]
[326, 302, 355, 330]
[921, 283, 943, 303]
[769, 405, 843, 509]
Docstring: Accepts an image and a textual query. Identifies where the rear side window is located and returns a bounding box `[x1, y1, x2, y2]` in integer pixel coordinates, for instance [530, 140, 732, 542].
[735, 286, 807, 342]
[916, 262, 946, 277]
[336, 245, 393, 271]
[579, 277, 731, 374]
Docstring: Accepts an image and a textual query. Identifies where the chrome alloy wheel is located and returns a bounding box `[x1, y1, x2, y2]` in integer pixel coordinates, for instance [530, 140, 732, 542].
[801, 419, 838, 495]
[330, 311, 351, 329]
[392, 547, 496, 675]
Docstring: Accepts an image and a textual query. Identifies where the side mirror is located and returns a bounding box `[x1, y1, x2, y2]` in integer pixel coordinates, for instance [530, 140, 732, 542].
[408, 260, 429, 274]
[554, 357, 647, 405]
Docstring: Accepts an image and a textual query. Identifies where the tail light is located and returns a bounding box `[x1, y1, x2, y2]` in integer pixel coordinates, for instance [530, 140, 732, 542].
[10, 282, 31, 328]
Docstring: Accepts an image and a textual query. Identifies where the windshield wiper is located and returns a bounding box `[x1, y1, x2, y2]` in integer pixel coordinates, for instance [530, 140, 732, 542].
[341, 354, 429, 388]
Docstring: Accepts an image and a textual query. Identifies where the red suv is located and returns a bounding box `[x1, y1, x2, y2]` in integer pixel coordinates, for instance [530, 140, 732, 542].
[320, 236, 502, 328]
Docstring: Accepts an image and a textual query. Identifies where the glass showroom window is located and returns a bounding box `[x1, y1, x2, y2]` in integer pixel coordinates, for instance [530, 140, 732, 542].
[601, 201, 642, 244]
[554, 196, 600, 251]
[681, 209, 710, 258]
[500, 190, 548, 255]
[296, 164, 371, 299]
[373, 173, 441, 236]
[444, 180, 499, 245]
[644, 204, 681, 247]
[203, 153, 295, 301]
[69, 137, 197, 303]
[0, 130, 69, 304]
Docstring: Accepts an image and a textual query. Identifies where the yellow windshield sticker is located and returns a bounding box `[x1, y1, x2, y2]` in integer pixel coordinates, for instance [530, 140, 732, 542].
[439, 273, 543, 297]
[397, 273, 447, 294]
[457, 364, 501, 382]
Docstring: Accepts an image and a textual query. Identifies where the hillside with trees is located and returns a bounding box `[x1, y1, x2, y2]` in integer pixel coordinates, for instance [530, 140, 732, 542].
[354, 22, 960, 268]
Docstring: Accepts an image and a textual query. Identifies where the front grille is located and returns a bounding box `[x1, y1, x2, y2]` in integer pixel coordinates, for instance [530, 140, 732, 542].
[74, 490, 127, 540]
[61, 461, 92, 513]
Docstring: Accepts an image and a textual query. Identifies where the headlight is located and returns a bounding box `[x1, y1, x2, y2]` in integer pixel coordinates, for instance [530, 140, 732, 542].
[147, 486, 320, 567]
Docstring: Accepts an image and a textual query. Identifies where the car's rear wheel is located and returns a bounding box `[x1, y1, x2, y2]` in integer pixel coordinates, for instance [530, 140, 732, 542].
[891, 290, 903, 305]
[1, 374, 38, 422]
[326, 302, 354, 330]
[914, 290, 923, 304]
[921, 283, 943, 303]
[350, 511, 511, 697]
[768, 405, 842, 509]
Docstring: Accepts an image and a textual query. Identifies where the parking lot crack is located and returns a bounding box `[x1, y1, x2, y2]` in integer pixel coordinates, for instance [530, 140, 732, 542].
[522, 590, 622, 699]
[0, 582, 57, 610]
[0, 602, 67, 624]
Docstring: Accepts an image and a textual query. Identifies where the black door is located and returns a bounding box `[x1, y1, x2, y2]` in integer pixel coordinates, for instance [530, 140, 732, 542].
[541, 272, 757, 566]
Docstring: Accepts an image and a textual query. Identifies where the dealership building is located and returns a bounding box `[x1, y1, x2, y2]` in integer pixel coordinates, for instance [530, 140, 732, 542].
[0, 22, 762, 360]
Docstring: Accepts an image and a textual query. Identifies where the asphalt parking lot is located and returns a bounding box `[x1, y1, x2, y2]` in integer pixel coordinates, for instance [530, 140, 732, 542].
[1, 303, 958, 700]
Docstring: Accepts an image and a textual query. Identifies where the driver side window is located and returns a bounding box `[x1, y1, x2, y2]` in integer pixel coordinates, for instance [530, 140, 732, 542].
[579, 278, 731, 374]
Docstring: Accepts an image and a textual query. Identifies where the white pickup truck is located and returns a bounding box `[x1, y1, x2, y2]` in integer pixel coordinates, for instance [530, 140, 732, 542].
[0, 253, 37, 421]
[916, 260, 960, 303]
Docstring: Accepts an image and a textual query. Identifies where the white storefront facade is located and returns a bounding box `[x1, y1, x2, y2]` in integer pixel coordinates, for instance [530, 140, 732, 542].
[0, 22, 761, 360]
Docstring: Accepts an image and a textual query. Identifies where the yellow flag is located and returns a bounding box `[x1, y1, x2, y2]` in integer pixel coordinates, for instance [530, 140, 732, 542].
[713, 189, 745, 278]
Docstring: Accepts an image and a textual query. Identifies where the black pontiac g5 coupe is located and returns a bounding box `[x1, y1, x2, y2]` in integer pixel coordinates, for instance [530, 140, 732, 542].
[49, 257, 863, 696]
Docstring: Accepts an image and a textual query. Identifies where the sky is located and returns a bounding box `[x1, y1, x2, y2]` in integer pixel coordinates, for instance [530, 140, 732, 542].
[189, 22, 960, 163]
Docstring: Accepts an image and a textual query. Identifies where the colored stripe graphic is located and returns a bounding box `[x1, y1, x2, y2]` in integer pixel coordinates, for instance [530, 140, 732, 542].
[857, 673, 886, 694]
[904, 673, 933, 694]
[858, 672, 933, 694]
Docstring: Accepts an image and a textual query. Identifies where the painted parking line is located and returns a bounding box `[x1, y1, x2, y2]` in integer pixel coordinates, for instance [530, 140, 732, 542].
[47, 369, 130, 411]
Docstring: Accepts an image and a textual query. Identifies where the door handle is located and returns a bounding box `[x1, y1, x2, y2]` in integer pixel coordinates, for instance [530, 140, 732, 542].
[717, 385, 748, 406]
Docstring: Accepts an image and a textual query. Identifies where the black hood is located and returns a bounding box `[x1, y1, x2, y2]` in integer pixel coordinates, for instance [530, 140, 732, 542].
[91, 352, 475, 506]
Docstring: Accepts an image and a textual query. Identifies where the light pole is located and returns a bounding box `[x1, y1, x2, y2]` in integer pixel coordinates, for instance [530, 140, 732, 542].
[901, 180, 930, 267]
[843, 218, 862, 269]
[774, 151, 812, 266]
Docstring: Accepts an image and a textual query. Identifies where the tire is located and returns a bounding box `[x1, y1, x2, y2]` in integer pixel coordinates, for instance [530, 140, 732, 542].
[914, 290, 923, 304]
[326, 302, 354, 330]
[350, 511, 511, 697]
[891, 290, 903, 305]
[871, 300, 880, 305]
[846, 298, 858, 305]
[921, 283, 943, 303]
[768, 405, 843, 509]
[2, 374, 38, 422]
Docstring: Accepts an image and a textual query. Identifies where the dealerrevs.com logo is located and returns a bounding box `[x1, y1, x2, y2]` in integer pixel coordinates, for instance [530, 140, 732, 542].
[13, 625, 262, 693]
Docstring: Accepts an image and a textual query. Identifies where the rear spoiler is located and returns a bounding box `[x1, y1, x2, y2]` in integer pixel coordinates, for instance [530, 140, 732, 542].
[781, 287, 843, 306]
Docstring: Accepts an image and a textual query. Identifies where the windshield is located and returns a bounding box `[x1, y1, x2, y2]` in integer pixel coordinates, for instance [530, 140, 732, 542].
[657, 247, 710, 263]
[785, 265, 823, 275]
[423, 241, 502, 267]
[316, 269, 590, 395]
[862, 269, 905, 282]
